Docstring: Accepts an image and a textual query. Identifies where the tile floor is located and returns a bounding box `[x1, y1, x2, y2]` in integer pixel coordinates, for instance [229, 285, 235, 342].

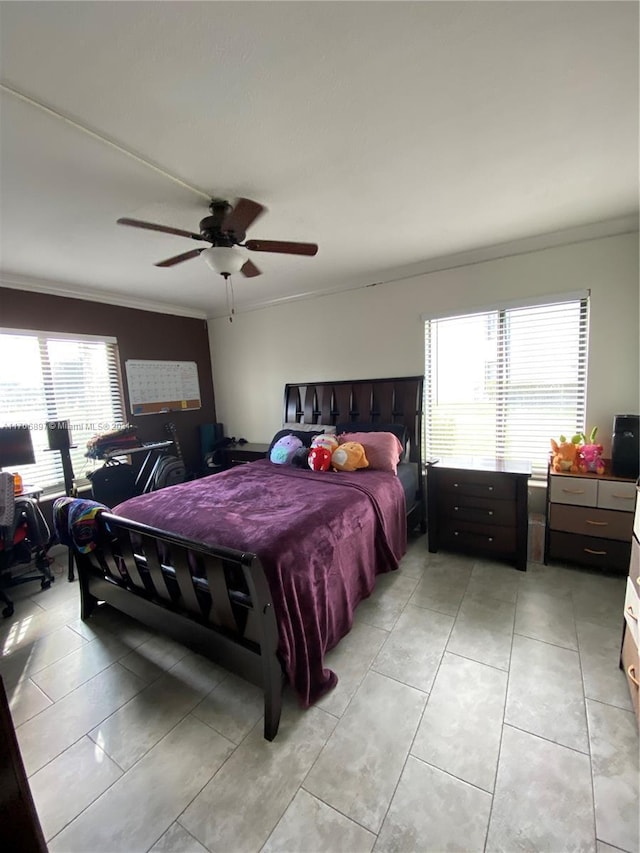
[1, 537, 638, 853]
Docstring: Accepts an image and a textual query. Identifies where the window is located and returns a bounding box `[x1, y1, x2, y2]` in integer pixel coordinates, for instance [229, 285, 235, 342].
[424, 294, 589, 478]
[0, 329, 125, 492]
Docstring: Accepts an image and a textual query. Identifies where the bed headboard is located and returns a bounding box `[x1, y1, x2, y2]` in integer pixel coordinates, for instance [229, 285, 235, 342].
[283, 376, 424, 466]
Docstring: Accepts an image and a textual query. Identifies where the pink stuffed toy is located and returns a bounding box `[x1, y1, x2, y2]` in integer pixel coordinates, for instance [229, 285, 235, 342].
[308, 446, 332, 472]
[578, 427, 605, 475]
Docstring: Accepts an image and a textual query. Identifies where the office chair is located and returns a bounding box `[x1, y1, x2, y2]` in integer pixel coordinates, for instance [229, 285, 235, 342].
[0, 473, 54, 618]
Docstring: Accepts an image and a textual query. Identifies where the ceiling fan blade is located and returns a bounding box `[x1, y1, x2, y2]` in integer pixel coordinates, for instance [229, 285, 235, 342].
[155, 248, 204, 267]
[222, 198, 265, 238]
[245, 239, 318, 256]
[117, 217, 204, 241]
[241, 258, 261, 277]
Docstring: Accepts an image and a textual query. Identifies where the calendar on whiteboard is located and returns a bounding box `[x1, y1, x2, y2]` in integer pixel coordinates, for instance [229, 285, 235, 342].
[125, 360, 201, 415]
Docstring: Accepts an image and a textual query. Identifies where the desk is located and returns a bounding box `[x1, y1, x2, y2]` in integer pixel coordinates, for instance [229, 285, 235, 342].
[16, 485, 43, 501]
[100, 441, 174, 494]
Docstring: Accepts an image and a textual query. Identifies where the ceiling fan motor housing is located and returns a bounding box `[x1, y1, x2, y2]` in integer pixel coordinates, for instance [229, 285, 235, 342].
[198, 214, 243, 246]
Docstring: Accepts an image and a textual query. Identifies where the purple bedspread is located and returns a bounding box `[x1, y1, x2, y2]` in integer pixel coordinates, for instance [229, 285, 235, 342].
[114, 460, 407, 706]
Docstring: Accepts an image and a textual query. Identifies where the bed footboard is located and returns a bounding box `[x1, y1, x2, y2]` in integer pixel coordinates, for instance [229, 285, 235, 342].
[74, 512, 284, 741]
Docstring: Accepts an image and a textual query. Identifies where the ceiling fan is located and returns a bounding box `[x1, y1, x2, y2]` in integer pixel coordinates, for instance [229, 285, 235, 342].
[117, 197, 318, 278]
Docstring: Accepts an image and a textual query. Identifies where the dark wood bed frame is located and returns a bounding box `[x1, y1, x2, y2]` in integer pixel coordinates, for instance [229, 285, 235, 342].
[284, 375, 425, 532]
[73, 376, 425, 741]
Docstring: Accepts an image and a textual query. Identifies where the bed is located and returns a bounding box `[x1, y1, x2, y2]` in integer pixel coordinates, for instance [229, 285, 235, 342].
[69, 376, 425, 739]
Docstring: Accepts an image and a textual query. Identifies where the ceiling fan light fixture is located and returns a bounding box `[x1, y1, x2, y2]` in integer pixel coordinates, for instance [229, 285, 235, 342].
[201, 246, 248, 276]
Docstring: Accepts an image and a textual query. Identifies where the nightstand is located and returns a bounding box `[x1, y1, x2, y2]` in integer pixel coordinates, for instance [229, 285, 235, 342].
[427, 457, 531, 570]
[219, 443, 270, 468]
[545, 462, 636, 572]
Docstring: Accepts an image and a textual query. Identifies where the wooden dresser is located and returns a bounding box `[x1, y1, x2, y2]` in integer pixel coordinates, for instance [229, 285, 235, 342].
[545, 463, 637, 571]
[427, 458, 531, 571]
[620, 485, 639, 724]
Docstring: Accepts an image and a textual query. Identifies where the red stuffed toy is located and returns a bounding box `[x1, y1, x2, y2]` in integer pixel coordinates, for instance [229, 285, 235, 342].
[308, 446, 332, 472]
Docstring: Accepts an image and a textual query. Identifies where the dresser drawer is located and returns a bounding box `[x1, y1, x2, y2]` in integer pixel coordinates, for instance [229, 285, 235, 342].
[549, 476, 598, 507]
[440, 521, 515, 554]
[548, 530, 630, 571]
[438, 494, 516, 527]
[624, 576, 640, 647]
[437, 470, 515, 500]
[597, 479, 637, 512]
[621, 627, 639, 726]
[549, 504, 633, 541]
[630, 536, 640, 591]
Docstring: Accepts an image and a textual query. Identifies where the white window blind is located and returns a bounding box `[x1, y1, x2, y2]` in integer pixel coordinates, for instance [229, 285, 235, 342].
[0, 330, 125, 492]
[424, 296, 589, 478]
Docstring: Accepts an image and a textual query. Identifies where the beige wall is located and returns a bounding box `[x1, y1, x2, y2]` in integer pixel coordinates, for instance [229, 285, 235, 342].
[209, 232, 639, 456]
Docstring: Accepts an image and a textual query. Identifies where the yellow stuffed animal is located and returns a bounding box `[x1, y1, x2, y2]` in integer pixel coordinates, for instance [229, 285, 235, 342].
[550, 435, 581, 473]
[331, 441, 369, 472]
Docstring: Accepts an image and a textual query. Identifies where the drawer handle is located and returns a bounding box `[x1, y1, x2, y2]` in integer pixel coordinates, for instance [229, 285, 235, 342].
[488, 510, 493, 516]
[584, 548, 607, 555]
[626, 605, 638, 623]
[487, 486, 494, 492]
[628, 665, 640, 689]
[562, 488, 586, 495]
[454, 483, 459, 488]
[611, 494, 633, 500]
[586, 520, 608, 527]
[488, 537, 493, 542]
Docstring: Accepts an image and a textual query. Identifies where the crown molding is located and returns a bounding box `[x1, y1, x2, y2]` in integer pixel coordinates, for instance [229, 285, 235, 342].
[0, 271, 207, 319]
[209, 214, 639, 319]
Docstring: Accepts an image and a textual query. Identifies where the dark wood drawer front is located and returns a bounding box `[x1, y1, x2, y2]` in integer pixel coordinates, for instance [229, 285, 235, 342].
[227, 450, 268, 465]
[548, 531, 631, 571]
[441, 521, 516, 554]
[437, 470, 515, 500]
[438, 495, 516, 527]
[549, 504, 634, 541]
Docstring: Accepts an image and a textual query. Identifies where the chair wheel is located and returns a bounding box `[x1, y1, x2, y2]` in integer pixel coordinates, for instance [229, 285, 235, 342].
[41, 579, 51, 590]
[2, 604, 14, 618]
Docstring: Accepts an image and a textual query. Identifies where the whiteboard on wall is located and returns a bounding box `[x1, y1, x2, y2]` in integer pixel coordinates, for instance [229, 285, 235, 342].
[125, 360, 201, 415]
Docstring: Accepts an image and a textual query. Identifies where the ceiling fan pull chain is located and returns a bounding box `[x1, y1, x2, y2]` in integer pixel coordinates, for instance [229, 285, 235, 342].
[226, 276, 236, 323]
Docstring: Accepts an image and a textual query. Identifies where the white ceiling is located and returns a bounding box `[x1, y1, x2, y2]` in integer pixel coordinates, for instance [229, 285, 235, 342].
[1, 1, 638, 319]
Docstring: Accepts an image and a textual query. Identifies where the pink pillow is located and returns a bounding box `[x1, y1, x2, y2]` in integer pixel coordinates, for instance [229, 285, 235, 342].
[337, 431, 403, 474]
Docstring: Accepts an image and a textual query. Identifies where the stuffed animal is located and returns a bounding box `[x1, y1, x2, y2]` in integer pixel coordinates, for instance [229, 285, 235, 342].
[310, 434, 339, 454]
[550, 434, 581, 473]
[270, 434, 303, 465]
[578, 427, 605, 475]
[308, 445, 332, 472]
[291, 447, 310, 468]
[331, 441, 369, 472]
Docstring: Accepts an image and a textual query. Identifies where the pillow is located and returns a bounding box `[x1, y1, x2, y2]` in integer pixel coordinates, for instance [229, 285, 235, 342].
[283, 422, 336, 435]
[338, 431, 403, 474]
[268, 428, 323, 454]
[335, 422, 408, 459]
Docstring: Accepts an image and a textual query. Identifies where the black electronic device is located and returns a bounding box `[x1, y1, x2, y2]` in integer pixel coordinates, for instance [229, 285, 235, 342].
[199, 423, 225, 458]
[0, 426, 35, 469]
[611, 414, 639, 479]
[46, 420, 72, 451]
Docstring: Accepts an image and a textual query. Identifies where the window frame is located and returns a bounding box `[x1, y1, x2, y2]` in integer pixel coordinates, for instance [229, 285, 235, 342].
[0, 328, 126, 494]
[423, 291, 590, 479]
